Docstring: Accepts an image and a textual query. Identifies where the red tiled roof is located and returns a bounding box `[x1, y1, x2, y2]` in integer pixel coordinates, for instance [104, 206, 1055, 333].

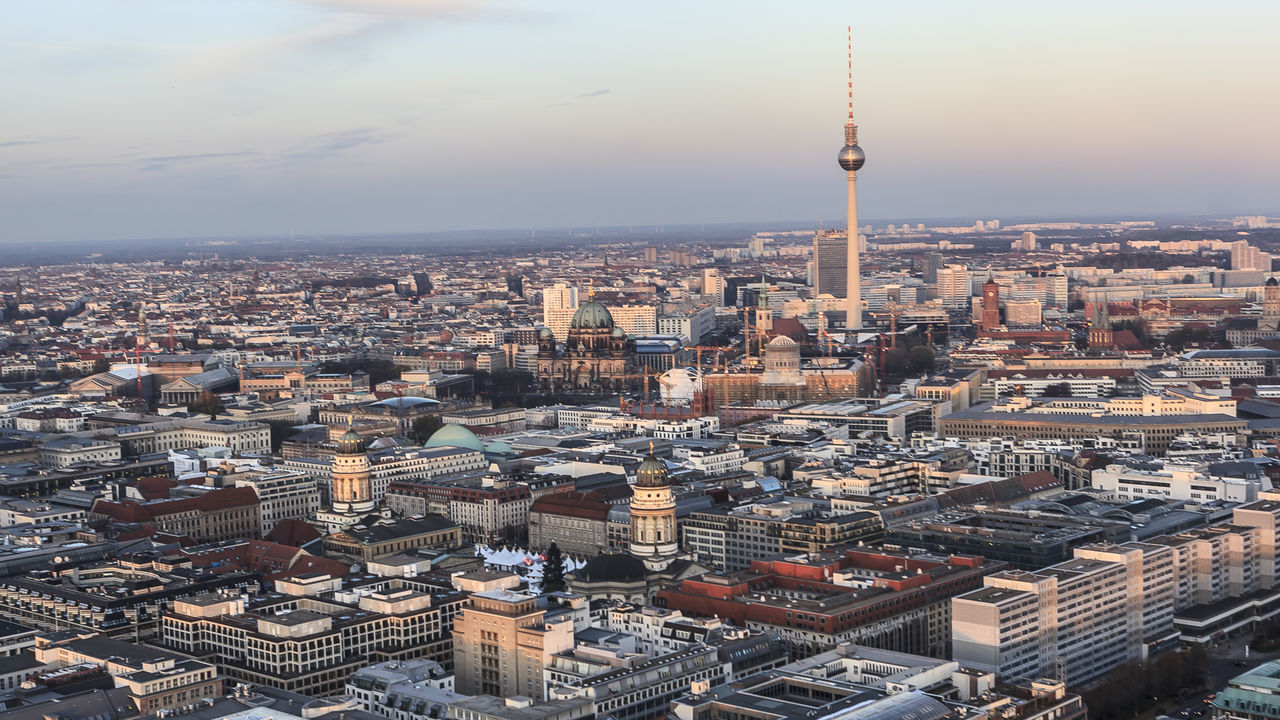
[1014, 470, 1061, 494]
[134, 476, 178, 501]
[529, 491, 610, 521]
[266, 518, 323, 546]
[92, 486, 259, 524]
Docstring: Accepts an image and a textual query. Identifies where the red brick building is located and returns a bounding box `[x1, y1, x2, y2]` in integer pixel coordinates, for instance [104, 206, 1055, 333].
[656, 548, 1004, 658]
[90, 486, 261, 542]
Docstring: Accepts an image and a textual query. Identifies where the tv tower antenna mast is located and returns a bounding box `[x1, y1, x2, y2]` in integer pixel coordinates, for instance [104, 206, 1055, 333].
[838, 26, 866, 332]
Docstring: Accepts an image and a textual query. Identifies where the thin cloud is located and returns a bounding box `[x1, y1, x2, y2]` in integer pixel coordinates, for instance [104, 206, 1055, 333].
[280, 128, 390, 163]
[137, 151, 259, 172]
[550, 89, 612, 108]
[0, 137, 66, 149]
[175, 15, 397, 78]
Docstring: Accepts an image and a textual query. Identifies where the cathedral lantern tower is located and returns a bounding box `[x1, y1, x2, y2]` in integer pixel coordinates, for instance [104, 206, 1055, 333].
[330, 425, 375, 515]
[629, 444, 678, 571]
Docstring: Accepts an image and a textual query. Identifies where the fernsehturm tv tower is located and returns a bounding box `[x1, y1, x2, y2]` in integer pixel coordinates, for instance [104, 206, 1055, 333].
[838, 27, 866, 331]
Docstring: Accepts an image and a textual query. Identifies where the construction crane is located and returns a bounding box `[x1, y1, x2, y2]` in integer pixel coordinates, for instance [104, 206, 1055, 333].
[885, 300, 899, 349]
[617, 368, 665, 404]
[686, 345, 736, 371]
[658, 374, 675, 406]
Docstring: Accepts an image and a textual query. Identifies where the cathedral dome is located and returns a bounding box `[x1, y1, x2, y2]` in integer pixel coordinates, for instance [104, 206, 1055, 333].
[424, 424, 486, 453]
[570, 301, 614, 330]
[636, 453, 669, 488]
[767, 335, 797, 348]
[337, 426, 364, 454]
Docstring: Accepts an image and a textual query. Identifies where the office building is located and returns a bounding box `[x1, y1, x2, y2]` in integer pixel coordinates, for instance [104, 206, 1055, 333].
[0, 556, 259, 639]
[939, 397, 1247, 455]
[813, 234, 848, 297]
[33, 633, 223, 714]
[452, 590, 574, 701]
[935, 264, 971, 309]
[1005, 299, 1041, 326]
[162, 574, 466, 696]
[542, 283, 580, 341]
[229, 469, 319, 536]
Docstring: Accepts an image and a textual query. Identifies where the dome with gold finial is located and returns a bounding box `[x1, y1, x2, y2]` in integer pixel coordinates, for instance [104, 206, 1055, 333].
[635, 443, 669, 488]
[337, 425, 364, 455]
[570, 280, 614, 330]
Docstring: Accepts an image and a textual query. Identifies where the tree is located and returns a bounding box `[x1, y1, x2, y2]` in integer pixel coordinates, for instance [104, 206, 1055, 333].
[1162, 326, 1216, 350]
[908, 344, 935, 374]
[410, 414, 443, 444]
[542, 542, 566, 593]
[1043, 382, 1072, 397]
[91, 358, 111, 374]
[1112, 318, 1147, 341]
[189, 391, 225, 419]
[1182, 274, 1196, 284]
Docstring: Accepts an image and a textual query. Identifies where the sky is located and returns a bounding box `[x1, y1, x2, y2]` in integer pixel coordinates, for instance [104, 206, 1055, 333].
[2, 0, 1279, 244]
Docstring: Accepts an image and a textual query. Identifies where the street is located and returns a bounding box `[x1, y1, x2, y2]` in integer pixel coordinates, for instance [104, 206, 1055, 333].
[1150, 637, 1280, 720]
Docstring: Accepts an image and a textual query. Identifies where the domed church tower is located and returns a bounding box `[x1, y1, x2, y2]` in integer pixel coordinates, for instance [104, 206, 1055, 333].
[629, 443, 678, 571]
[330, 424, 375, 515]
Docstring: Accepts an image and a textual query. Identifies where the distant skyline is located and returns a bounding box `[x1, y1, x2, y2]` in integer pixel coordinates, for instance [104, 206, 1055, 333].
[3, 0, 1279, 244]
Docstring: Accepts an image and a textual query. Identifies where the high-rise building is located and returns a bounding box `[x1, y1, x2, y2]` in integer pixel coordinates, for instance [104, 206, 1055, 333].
[952, 557, 1135, 685]
[609, 304, 657, 336]
[924, 252, 943, 284]
[701, 268, 725, 305]
[954, 523, 1265, 684]
[935, 264, 971, 309]
[452, 590, 574, 701]
[542, 283, 579, 340]
[1231, 240, 1273, 271]
[1012, 232, 1037, 251]
[837, 28, 866, 330]
[813, 234, 847, 297]
[644, 246, 658, 263]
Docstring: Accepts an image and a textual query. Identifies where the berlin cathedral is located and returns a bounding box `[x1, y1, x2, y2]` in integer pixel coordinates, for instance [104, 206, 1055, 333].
[536, 292, 636, 394]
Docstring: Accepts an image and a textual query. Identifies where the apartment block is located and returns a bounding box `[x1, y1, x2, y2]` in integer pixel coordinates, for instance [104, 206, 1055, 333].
[953, 557, 1132, 685]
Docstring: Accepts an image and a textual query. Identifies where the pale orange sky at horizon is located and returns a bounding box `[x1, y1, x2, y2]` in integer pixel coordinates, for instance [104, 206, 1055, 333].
[2, 0, 1277, 243]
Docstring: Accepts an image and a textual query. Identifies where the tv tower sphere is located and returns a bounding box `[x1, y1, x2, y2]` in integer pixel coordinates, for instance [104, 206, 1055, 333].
[838, 143, 865, 172]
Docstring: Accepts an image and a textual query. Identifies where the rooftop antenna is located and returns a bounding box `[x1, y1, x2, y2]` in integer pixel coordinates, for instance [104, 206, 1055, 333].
[846, 26, 855, 129]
